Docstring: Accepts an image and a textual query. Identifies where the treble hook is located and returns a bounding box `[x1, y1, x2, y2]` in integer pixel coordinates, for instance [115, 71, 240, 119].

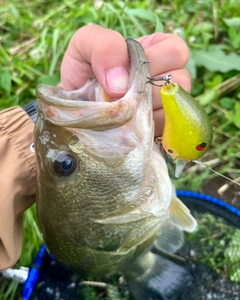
[155, 136, 186, 179]
[147, 74, 172, 87]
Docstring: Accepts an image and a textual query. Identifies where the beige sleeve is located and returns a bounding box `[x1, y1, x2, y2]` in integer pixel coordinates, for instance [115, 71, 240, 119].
[0, 106, 36, 270]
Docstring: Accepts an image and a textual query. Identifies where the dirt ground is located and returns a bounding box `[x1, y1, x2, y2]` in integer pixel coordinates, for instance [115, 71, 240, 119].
[201, 176, 240, 209]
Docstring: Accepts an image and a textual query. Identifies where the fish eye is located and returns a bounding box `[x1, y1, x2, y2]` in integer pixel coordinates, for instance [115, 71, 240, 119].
[167, 149, 174, 154]
[53, 152, 77, 176]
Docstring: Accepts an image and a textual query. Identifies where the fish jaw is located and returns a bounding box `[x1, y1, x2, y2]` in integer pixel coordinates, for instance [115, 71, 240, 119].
[36, 39, 151, 132]
[36, 81, 136, 130]
[35, 39, 173, 276]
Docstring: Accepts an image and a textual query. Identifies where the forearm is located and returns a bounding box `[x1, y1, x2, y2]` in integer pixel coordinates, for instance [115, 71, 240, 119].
[0, 107, 36, 270]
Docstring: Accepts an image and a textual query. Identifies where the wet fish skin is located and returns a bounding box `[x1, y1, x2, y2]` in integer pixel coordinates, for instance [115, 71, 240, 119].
[35, 39, 196, 299]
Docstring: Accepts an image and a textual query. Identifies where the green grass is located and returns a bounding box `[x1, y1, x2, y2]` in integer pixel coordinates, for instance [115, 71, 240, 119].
[1, 0, 240, 298]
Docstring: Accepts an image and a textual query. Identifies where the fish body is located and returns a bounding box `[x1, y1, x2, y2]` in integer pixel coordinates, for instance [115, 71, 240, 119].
[160, 82, 213, 161]
[35, 39, 196, 298]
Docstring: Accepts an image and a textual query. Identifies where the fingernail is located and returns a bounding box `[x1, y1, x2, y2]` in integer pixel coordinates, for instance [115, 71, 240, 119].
[106, 67, 129, 93]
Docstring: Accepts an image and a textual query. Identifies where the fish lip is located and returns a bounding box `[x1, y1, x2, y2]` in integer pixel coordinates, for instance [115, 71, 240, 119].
[125, 38, 149, 94]
[36, 39, 149, 108]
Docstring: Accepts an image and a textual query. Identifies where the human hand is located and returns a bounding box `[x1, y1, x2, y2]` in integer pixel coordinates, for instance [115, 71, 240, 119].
[59, 25, 190, 136]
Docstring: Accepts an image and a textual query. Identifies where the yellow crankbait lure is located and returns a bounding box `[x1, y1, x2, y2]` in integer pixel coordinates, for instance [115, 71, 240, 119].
[160, 81, 213, 161]
[149, 76, 240, 184]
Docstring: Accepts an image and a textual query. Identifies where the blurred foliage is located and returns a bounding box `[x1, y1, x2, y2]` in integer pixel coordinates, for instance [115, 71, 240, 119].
[186, 212, 240, 283]
[186, 212, 234, 276]
[225, 230, 240, 282]
[0, 0, 240, 298]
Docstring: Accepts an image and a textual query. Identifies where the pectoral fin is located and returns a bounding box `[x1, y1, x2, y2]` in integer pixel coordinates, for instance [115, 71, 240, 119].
[153, 220, 184, 254]
[169, 194, 197, 233]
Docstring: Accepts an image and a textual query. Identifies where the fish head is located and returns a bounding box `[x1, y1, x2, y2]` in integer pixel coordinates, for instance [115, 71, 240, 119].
[35, 39, 157, 209]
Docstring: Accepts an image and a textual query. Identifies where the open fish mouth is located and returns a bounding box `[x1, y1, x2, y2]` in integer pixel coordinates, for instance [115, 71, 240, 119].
[36, 39, 151, 131]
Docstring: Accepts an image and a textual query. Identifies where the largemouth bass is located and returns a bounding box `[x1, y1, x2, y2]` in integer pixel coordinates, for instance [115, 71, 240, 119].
[35, 39, 197, 299]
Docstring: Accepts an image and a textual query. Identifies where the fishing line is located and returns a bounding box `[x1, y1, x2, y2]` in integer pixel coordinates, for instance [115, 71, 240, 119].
[193, 160, 240, 187]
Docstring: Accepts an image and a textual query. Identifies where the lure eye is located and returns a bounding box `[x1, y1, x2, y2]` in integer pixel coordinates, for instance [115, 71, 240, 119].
[167, 149, 174, 154]
[53, 152, 77, 176]
[196, 142, 207, 151]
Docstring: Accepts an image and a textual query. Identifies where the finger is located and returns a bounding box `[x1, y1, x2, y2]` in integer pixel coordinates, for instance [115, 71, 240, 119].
[153, 108, 165, 137]
[151, 68, 191, 110]
[137, 33, 189, 76]
[59, 25, 129, 98]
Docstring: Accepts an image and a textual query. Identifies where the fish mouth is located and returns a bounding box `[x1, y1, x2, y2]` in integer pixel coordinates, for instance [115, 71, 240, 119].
[36, 39, 150, 130]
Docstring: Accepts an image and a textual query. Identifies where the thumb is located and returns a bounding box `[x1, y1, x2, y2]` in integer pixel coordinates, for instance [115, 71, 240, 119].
[59, 25, 129, 99]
